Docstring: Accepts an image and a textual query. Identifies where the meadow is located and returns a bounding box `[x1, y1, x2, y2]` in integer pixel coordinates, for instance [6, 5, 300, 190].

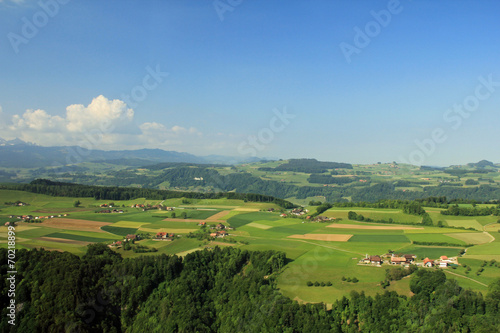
[0, 189, 498, 305]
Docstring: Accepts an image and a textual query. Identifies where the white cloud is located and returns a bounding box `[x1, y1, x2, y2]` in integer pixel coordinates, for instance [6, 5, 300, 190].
[1, 95, 204, 151]
[10, 109, 65, 131]
[66, 95, 133, 133]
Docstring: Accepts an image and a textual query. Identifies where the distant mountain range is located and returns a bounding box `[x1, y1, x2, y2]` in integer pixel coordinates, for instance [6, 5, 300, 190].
[0, 138, 261, 168]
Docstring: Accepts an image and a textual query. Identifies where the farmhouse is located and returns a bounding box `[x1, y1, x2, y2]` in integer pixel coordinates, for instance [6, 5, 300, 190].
[156, 232, 174, 240]
[361, 255, 382, 265]
[404, 254, 416, 263]
[423, 258, 434, 267]
[391, 256, 407, 265]
[126, 234, 137, 241]
[216, 223, 225, 230]
[198, 221, 206, 226]
[291, 208, 305, 216]
[370, 255, 382, 265]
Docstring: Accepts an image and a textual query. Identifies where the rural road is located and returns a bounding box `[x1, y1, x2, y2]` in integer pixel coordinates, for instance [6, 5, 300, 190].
[445, 270, 488, 287]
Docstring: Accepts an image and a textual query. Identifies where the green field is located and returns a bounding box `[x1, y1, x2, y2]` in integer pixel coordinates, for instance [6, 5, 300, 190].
[396, 245, 463, 259]
[445, 219, 484, 230]
[348, 234, 410, 243]
[227, 212, 279, 228]
[45, 232, 115, 243]
[1, 188, 498, 304]
[101, 225, 138, 236]
[405, 233, 467, 245]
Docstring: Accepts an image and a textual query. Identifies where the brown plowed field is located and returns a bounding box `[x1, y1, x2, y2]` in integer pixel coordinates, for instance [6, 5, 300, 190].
[40, 218, 111, 233]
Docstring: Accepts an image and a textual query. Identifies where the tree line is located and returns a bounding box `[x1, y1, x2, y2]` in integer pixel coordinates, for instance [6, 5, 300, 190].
[259, 158, 353, 173]
[440, 205, 500, 216]
[0, 179, 296, 209]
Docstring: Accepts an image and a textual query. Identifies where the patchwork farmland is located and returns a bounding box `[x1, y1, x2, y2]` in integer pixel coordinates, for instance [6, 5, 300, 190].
[1, 189, 499, 306]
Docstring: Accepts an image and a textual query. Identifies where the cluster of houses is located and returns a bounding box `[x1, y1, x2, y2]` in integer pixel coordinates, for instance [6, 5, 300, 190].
[110, 234, 140, 247]
[198, 222, 234, 231]
[307, 215, 334, 222]
[210, 223, 230, 238]
[130, 203, 174, 211]
[361, 253, 458, 268]
[423, 256, 458, 268]
[98, 209, 124, 214]
[210, 230, 228, 238]
[197, 223, 231, 238]
[280, 208, 310, 217]
[155, 232, 175, 241]
[8, 214, 68, 222]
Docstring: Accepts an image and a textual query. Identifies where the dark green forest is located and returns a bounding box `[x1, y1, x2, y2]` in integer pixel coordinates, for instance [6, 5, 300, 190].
[5, 171, 500, 204]
[0, 179, 297, 209]
[259, 159, 353, 173]
[1, 246, 499, 332]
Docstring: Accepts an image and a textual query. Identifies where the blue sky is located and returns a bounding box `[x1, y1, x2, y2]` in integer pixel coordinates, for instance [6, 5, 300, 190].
[1, 0, 499, 166]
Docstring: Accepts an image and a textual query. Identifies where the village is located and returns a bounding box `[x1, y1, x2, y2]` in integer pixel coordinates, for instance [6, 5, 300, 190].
[360, 253, 459, 268]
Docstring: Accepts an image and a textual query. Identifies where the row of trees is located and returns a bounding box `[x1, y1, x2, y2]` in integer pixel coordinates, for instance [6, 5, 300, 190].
[441, 205, 500, 216]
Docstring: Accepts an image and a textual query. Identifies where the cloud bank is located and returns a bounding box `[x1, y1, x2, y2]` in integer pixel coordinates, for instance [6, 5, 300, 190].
[1, 95, 203, 151]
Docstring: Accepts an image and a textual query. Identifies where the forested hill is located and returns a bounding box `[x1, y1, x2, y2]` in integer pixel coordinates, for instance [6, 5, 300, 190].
[0, 179, 297, 209]
[1, 158, 500, 203]
[1, 246, 499, 332]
